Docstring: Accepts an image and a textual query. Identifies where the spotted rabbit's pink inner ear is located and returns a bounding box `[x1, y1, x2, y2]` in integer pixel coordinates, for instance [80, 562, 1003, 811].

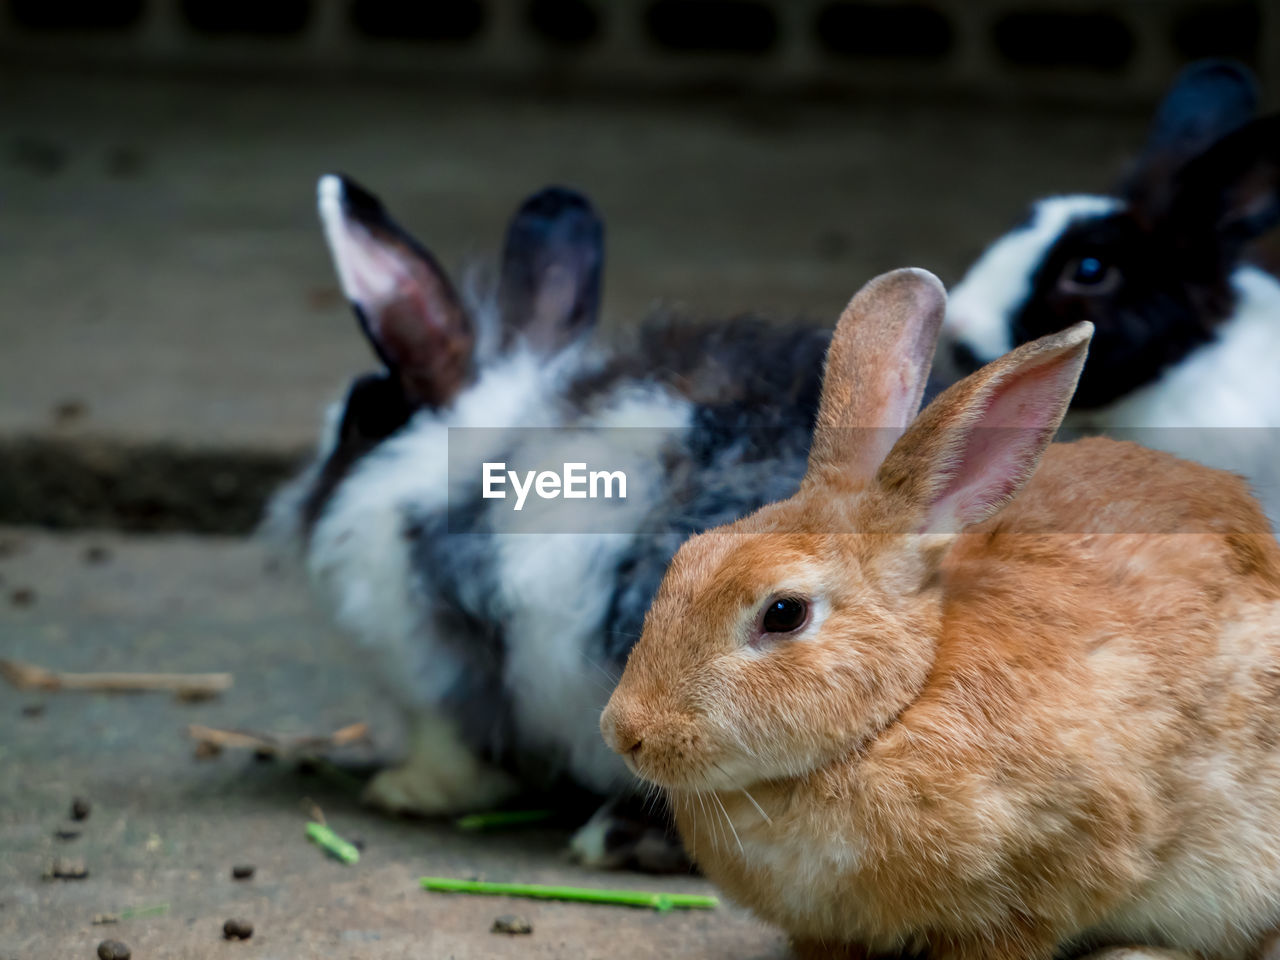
[878, 322, 1093, 534]
[317, 174, 474, 409]
[807, 268, 947, 485]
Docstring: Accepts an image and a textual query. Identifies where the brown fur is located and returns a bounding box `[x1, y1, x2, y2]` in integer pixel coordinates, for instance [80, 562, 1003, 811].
[601, 269, 1280, 960]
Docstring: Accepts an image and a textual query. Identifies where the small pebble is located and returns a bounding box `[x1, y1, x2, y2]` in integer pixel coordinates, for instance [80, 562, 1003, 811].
[71, 797, 92, 821]
[492, 915, 533, 935]
[9, 587, 35, 608]
[174, 687, 217, 704]
[223, 918, 254, 940]
[83, 545, 112, 565]
[97, 939, 131, 960]
[231, 864, 255, 880]
[52, 398, 87, 425]
[44, 856, 88, 880]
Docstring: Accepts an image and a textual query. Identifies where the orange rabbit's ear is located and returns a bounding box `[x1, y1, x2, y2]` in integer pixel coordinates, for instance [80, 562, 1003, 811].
[808, 268, 947, 484]
[877, 322, 1094, 534]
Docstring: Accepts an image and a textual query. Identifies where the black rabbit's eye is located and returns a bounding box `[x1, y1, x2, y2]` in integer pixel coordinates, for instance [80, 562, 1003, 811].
[1059, 256, 1119, 294]
[761, 597, 809, 634]
[1074, 257, 1106, 283]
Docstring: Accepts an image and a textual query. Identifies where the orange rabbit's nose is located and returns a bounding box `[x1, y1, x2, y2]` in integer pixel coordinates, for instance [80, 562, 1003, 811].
[600, 705, 643, 757]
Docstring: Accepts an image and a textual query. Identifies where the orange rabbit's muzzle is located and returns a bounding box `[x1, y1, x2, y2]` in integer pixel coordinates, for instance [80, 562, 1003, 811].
[600, 694, 721, 791]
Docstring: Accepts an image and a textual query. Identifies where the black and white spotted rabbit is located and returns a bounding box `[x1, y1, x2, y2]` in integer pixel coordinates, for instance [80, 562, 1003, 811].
[941, 60, 1280, 527]
[264, 174, 830, 869]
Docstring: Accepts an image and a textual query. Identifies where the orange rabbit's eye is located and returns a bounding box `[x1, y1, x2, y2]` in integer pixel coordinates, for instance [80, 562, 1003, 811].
[761, 597, 809, 634]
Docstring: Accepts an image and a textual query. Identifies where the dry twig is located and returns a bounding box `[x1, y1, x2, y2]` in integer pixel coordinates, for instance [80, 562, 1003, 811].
[186, 721, 368, 759]
[1, 659, 232, 698]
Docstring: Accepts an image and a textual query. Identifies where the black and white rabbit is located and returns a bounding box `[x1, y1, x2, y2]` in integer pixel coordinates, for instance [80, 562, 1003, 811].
[264, 174, 830, 869]
[941, 60, 1280, 526]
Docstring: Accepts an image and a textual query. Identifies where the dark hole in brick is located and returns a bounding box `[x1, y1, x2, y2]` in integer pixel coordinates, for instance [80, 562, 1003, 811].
[993, 11, 1135, 70]
[644, 0, 778, 56]
[527, 0, 600, 48]
[351, 0, 486, 42]
[10, 0, 144, 31]
[181, 0, 311, 36]
[1172, 2, 1259, 65]
[815, 3, 953, 60]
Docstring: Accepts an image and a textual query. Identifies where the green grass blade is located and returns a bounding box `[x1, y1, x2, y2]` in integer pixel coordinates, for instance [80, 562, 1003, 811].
[306, 821, 360, 864]
[419, 876, 718, 911]
[454, 809, 555, 831]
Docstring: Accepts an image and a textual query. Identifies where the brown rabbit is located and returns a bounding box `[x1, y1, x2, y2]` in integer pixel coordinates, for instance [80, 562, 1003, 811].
[600, 267, 1280, 960]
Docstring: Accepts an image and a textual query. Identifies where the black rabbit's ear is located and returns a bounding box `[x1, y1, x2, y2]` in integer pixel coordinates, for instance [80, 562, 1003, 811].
[1121, 60, 1257, 207]
[1122, 61, 1258, 202]
[317, 174, 474, 409]
[1142, 61, 1257, 158]
[1167, 114, 1280, 254]
[498, 186, 604, 354]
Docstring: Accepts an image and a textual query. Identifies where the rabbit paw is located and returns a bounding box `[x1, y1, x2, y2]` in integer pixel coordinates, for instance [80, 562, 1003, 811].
[362, 756, 517, 817]
[569, 796, 692, 874]
[362, 713, 518, 816]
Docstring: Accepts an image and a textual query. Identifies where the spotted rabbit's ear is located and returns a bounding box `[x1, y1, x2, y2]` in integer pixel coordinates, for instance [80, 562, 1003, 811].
[317, 173, 474, 409]
[807, 268, 946, 486]
[498, 186, 604, 354]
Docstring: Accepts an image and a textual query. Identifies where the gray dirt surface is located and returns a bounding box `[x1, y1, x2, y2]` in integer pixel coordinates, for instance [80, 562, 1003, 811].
[0, 530, 786, 958]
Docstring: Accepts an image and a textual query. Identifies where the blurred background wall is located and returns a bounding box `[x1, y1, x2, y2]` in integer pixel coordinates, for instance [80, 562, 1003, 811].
[1, 0, 1275, 533]
[2, 0, 1277, 102]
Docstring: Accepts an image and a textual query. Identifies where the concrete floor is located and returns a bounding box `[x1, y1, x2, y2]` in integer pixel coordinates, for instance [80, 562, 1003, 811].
[0, 531, 786, 959]
[0, 66, 1161, 958]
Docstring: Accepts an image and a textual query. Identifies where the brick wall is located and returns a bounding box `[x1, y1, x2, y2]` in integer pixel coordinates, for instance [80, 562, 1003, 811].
[2, 0, 1276, 104]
